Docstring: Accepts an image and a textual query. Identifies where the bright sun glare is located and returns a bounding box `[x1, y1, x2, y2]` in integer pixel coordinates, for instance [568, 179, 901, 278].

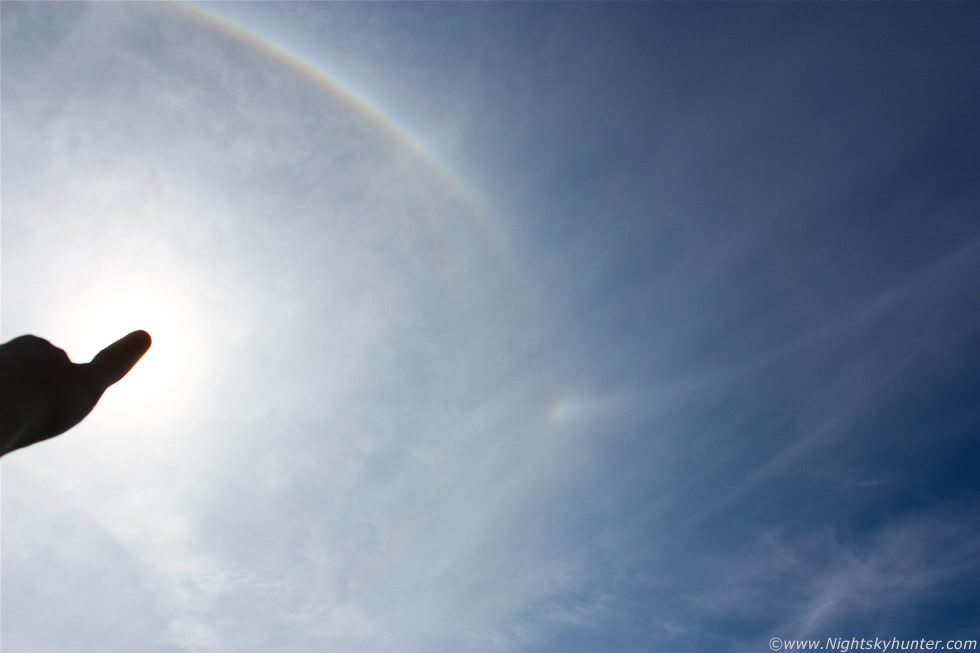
[60, 277, 206, 432]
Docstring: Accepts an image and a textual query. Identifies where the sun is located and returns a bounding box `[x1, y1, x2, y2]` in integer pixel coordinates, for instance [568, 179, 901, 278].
[59, 277, 208, 432]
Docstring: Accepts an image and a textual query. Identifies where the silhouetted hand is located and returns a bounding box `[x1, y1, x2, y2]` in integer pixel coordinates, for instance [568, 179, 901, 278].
[0, 331, 151, 457]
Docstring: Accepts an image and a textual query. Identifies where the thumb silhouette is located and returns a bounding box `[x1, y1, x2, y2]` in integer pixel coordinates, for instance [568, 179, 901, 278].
[0, 330, 152, 456]
[87, 330, 153, 390]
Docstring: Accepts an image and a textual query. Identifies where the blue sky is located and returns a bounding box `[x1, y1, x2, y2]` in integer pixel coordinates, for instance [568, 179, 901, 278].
[2, 3, 979, 652]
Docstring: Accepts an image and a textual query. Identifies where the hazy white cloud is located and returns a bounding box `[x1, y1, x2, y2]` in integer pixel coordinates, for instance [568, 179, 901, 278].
[2, 4, 578, 651]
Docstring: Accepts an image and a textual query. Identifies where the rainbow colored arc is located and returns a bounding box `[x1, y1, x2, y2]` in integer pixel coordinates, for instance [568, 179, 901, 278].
[175, 2, 478, 208]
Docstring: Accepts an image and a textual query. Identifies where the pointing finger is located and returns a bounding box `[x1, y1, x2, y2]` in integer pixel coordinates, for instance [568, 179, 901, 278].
[87, 330, 152, 390]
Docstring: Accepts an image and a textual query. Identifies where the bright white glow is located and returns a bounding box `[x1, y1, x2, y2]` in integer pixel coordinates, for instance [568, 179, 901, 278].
[59, 273, 209, 434]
